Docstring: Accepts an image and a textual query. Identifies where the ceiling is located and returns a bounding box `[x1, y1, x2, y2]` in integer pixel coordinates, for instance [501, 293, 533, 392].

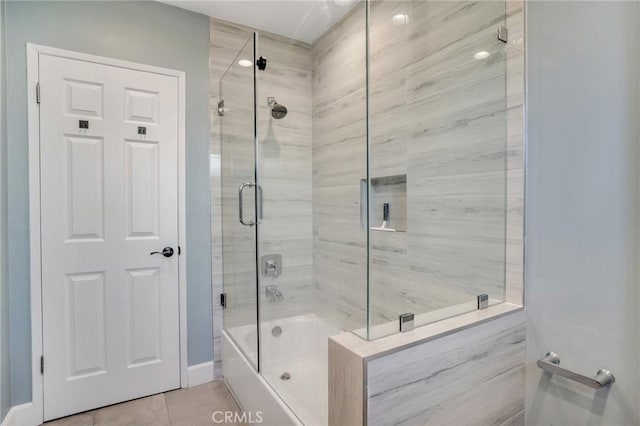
[160, 0, 359, 44]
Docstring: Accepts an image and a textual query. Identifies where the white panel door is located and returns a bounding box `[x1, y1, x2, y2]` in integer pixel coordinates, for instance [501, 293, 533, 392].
[39, 54, 180, 421]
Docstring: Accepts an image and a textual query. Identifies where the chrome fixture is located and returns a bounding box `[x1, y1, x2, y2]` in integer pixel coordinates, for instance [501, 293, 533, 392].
[477, 294, 489, 310]
[266, 285, 284, 302]
[399, 312, 414, 332]
[280, 372, 291, 381]
[359, 179, 367, 230]
[537, 352, 615, 389]
[267, 97, 288, 119]
[150, 247, 174, 257]
[238, 182, 263, 226]
[497, 25, 508, 43]
[261, 254, 282, 277]
[371, 202, 396, 232]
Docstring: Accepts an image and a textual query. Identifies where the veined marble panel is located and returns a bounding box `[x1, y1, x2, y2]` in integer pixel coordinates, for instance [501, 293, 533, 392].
[311, 1, 369, 333]
[366, 310, 525, 426]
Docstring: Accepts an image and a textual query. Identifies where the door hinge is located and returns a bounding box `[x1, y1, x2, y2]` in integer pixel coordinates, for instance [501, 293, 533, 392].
[40, 355, 44, 374]
[36, 82, 41, 104]
[497, 25, 508, 43]
[220, 293, 227, 309]
[217, 100, 224, 116]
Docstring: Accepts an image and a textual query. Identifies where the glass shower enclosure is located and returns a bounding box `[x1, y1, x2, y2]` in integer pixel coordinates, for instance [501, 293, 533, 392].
[217, 1, 509, 423]
[220, 34, 260, 370]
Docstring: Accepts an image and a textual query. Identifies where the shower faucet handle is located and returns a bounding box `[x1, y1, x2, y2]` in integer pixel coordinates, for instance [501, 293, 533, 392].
[261, 254, 282, 277]
[265, 285, 284, 302]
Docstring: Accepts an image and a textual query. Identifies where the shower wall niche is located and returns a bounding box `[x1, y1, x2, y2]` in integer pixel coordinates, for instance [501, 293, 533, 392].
[369, 174, 407, 233]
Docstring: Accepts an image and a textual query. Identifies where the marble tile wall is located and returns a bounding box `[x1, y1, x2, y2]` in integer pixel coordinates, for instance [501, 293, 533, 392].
[505, 0, 525, 306]
[369, 0, 510, 325]
[311, 0, 525, 336]
[255, 34, 314, 324]
[310, 3, 369, 332]
[210, 18, 314, 377]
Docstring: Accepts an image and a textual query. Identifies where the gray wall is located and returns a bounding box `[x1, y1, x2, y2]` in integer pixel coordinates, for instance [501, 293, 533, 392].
[525, 2, 640, 424]
[0, 0, 11, 421]
[5, 1, 211, 405]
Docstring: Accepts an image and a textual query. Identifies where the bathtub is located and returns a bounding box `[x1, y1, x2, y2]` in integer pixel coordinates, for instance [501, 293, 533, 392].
[223, 313, 341, 426]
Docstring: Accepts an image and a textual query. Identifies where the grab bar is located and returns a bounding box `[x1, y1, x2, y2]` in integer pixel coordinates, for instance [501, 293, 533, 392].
[537, 352, 615, 389]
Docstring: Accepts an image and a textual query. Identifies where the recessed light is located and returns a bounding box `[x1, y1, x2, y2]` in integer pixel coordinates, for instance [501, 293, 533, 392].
[473, 51, 490, 60]
[238, 59, 252, 67]
[392, 14, 409, 26]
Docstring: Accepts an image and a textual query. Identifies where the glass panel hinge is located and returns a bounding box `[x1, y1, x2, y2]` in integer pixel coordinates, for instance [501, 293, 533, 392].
[498, 25, 508, 43]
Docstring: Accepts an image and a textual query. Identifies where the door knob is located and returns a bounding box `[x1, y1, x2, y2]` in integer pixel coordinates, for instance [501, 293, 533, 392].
[150, 247, 174, 257]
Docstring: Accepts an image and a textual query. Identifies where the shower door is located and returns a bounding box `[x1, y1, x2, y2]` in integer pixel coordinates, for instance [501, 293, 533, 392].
[220, 33, 260, 370]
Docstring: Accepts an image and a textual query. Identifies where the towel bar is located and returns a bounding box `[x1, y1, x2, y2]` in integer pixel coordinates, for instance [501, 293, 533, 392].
[537, 352, 615, 389]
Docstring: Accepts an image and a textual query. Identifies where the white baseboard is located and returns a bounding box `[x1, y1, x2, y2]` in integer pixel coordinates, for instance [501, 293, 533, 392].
[1, 402, 40, 426]
[187, 361, 214, 388]
[0, 406, 14, 426]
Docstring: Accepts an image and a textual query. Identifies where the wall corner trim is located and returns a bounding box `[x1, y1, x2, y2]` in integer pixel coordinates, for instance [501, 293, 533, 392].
[328, 338, 365, 426]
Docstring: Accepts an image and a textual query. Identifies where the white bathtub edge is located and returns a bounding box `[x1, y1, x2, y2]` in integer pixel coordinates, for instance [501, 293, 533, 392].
[222, 331, 303, 426]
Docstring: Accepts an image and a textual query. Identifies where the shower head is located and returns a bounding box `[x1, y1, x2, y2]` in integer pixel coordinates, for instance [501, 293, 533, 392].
[267, 97, 288, 119]
[271, 104, 288, 119]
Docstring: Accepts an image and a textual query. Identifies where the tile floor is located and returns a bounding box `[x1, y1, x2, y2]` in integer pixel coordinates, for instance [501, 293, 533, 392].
[43, 381, 246, 426]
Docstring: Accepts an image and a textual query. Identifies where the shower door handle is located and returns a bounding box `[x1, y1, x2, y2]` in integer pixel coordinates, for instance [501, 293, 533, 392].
[257, 184, 263, 224]
[239, 182, 256, 226]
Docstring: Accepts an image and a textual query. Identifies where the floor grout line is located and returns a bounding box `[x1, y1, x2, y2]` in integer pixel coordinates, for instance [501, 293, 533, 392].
[162, 392, 172, 426]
